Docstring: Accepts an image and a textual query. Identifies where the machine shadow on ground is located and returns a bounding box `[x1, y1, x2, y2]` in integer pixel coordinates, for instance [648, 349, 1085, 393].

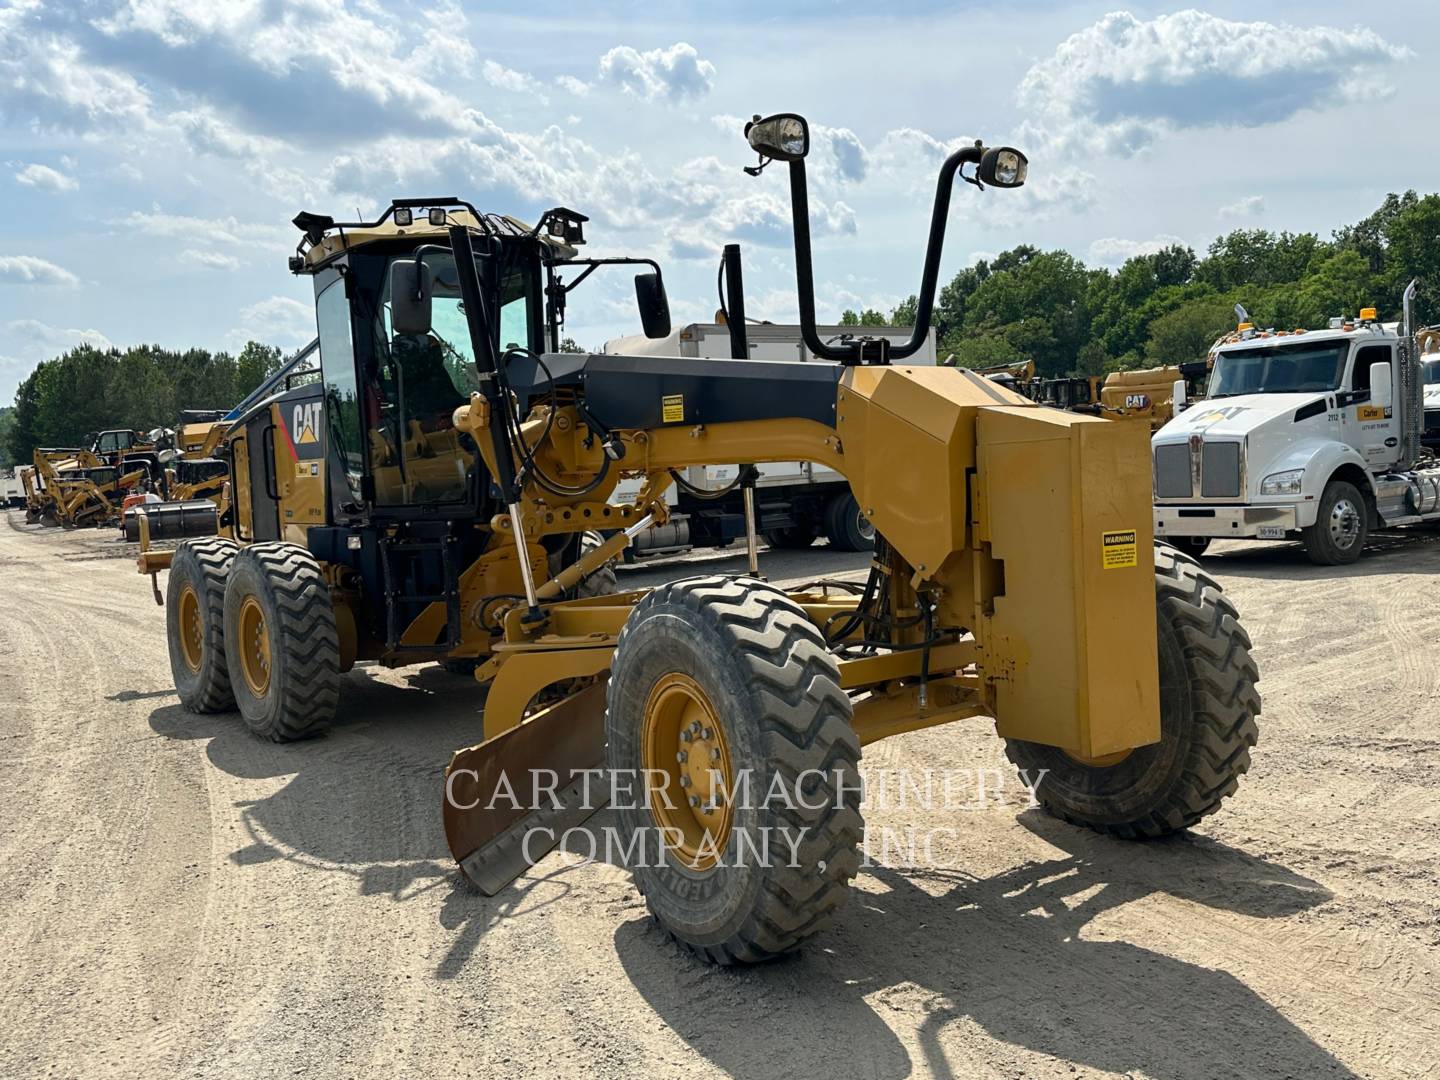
[613, 813, 1348, 1080]
[147, 663, 490, 901]
[1205, 527, 1440, 579]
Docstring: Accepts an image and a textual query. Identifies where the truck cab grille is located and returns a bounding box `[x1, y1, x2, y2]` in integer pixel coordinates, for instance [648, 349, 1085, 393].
[1154, 439, 1242, 500]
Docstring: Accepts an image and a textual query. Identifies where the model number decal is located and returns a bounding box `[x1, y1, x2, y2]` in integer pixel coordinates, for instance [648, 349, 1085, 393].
[1101, 529, 1138, 570]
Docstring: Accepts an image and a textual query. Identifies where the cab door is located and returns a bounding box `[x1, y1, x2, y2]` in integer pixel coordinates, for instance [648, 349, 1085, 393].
[1347, 343, 1397, 467]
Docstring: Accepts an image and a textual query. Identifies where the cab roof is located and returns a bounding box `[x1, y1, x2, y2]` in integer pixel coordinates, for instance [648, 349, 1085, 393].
[292, 202, 578, 272]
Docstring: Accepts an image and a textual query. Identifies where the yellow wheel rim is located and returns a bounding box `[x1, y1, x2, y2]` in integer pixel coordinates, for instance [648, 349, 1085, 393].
[178, 583, 204, 674]
[237, 595, 272, 697]
[641, 673, 734, 870]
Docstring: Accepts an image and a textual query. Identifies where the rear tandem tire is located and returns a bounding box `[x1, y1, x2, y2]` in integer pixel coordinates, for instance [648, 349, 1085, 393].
[166, 537, 239, 713]
[824, 492, 876, 552]
[1003, 543, 1260, 837]
[762, 524, 817, 550]
[605, 576, 863, 964]
[223, 542, 341, 742]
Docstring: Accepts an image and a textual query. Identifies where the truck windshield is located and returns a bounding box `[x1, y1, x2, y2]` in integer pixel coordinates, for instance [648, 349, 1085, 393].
[1209, 340, 1349, 397]
[1423, 356, 1440, 386]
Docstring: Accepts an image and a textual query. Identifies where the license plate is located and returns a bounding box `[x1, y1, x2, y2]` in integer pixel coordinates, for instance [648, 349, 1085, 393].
[1256, 525, 1286, 539]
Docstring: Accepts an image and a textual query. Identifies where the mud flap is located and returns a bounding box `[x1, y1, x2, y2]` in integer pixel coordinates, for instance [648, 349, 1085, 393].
[442, 681, 609, 895]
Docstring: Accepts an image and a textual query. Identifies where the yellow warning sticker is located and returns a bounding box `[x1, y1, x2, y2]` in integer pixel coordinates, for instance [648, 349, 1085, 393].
[662, 393, 685, 423]
[1356, 404, 1385, 422]
[1102, 529, 1138, 570]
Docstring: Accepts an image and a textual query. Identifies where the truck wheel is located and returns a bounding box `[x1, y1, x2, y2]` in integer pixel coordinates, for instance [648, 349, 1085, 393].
[605, 576, 862, 964]
[223, 542, 341, 741]
[1173, 536, 1210, 558]
[824, 492, 876, 552]
[1300, 480, 1368, 565]
[571, 530, 618, 598]
[167, 537, 239, 713]
[1003, 543, 1260, 837]
[762, 524, 816, 550]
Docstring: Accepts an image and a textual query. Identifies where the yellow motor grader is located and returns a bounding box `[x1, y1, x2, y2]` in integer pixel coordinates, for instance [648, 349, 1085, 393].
[142, 113, 1260, 964]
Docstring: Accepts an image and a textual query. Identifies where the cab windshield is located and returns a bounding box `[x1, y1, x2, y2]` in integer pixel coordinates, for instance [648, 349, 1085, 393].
[1209, 340, 1349, 397]
[1423, 356, 1440, 386]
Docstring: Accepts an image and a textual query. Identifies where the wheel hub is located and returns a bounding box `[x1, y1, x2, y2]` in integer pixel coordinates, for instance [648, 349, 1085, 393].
[178, 583, 204, 674]
[641, 673, 734, 869]
[237, 595, 272, 696]
[1328, 498, 1360, 549]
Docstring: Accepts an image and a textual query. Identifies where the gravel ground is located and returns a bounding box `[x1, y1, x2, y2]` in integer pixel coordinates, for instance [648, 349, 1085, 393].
[1, 513, 1437, 1079]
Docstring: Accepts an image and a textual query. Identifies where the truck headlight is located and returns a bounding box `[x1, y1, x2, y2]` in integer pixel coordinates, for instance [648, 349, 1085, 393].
[1260, 469, 1303, 496]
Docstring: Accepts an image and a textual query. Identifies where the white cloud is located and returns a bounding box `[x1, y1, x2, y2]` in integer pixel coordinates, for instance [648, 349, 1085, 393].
[556, 75, 590, 98]
[1087, 234, 1187, 267]
[482, 60, 547, 102]
[116, 209, 288, 250]
[1219, 195, 1266, 219]
[233, 295, 314, 347]
[1019, 10, 1410, 157]
[14, 163, 78, 191]
[180, 249, 241, 270]
[0, 255, 79, 286]
[598, 42, 715, 103]
[4, 318, 113, 355]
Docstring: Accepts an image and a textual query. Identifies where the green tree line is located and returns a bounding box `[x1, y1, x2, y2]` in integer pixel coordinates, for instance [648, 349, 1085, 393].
[843, 189, 1440, 376]
[4, 341, 286, 467]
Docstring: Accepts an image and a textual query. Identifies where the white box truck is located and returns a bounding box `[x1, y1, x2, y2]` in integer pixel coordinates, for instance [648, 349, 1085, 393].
[1152, 282, 1440, 564]
[603, 322, 938, 554]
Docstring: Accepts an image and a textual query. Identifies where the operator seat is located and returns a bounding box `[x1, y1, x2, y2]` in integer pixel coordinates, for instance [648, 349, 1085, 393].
[392, 333, 462, 432]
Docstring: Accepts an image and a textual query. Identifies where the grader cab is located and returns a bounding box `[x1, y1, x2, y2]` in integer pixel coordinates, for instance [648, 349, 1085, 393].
[147, 113, 1261, 964]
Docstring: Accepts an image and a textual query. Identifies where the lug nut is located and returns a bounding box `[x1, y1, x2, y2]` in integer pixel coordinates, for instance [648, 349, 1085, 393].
[680, 776, 691, 788]
[701, 727, 713, 740]
[688, 795, 701, 808]
[676, 750, 688, 763]
[680, 729, 693, 743]
[710, 748, 721, 762]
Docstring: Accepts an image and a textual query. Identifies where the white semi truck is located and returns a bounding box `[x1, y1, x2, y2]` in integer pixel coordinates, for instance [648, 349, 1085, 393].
[603, 321, 937, 555]
[1152, 281, 1440, 564]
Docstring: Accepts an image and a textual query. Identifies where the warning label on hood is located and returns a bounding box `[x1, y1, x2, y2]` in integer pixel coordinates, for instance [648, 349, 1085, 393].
[1102, 529, 1139, 570]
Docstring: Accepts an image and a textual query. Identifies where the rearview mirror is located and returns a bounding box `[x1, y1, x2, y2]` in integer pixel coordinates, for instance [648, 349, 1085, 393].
[390, 260, 432, 336]
[1370, 361, 1392, 411]
[745, 113, 809, 162]
[635, 271, 671, 339]
[1172, 378, 1188, 410]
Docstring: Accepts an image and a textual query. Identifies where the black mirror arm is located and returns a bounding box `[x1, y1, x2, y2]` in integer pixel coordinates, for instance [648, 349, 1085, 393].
[448, 224, 522, 502]
[787, 142, 985, 364]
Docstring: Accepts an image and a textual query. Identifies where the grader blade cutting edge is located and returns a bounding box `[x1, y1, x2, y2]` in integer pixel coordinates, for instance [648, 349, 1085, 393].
[442, 682, 609, 895]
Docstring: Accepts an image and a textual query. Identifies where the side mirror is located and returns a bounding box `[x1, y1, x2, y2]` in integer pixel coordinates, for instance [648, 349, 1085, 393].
[390, 260, 432, 336]
[635, 271, 671, 339]
[745, 113, 809, 161]
[1370, 361, 1392, 410]
[1172, 379, 1188, 410]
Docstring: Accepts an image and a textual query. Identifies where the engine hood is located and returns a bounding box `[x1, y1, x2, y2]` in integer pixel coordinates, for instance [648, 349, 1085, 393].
[1155, 393, 1324, 441]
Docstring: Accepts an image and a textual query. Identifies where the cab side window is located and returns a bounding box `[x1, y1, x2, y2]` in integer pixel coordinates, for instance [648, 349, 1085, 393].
[1351, 344, 1392, 395]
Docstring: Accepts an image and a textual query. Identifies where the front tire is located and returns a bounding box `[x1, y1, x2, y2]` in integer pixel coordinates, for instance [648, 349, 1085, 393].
[605, 576, 862, 964]
[1004, 543, 1260, 837]
[1301, 480, 1368, 565]
[222, 542, 341, 741]
[166, 537, 239, 713]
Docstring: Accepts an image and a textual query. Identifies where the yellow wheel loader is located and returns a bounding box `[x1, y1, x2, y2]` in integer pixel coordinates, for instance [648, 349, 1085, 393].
[142, 113, 1260, 964]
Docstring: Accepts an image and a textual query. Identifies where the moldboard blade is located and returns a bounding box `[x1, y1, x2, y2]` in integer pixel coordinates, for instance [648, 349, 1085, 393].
[442, 681, 609, 896]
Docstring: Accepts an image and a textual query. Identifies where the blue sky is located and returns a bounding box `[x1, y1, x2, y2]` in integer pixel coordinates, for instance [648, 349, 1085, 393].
[0, 0, 1434, 401]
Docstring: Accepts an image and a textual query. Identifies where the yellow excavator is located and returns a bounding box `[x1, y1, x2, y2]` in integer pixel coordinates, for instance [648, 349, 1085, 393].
[142, 113, 1261, 964]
